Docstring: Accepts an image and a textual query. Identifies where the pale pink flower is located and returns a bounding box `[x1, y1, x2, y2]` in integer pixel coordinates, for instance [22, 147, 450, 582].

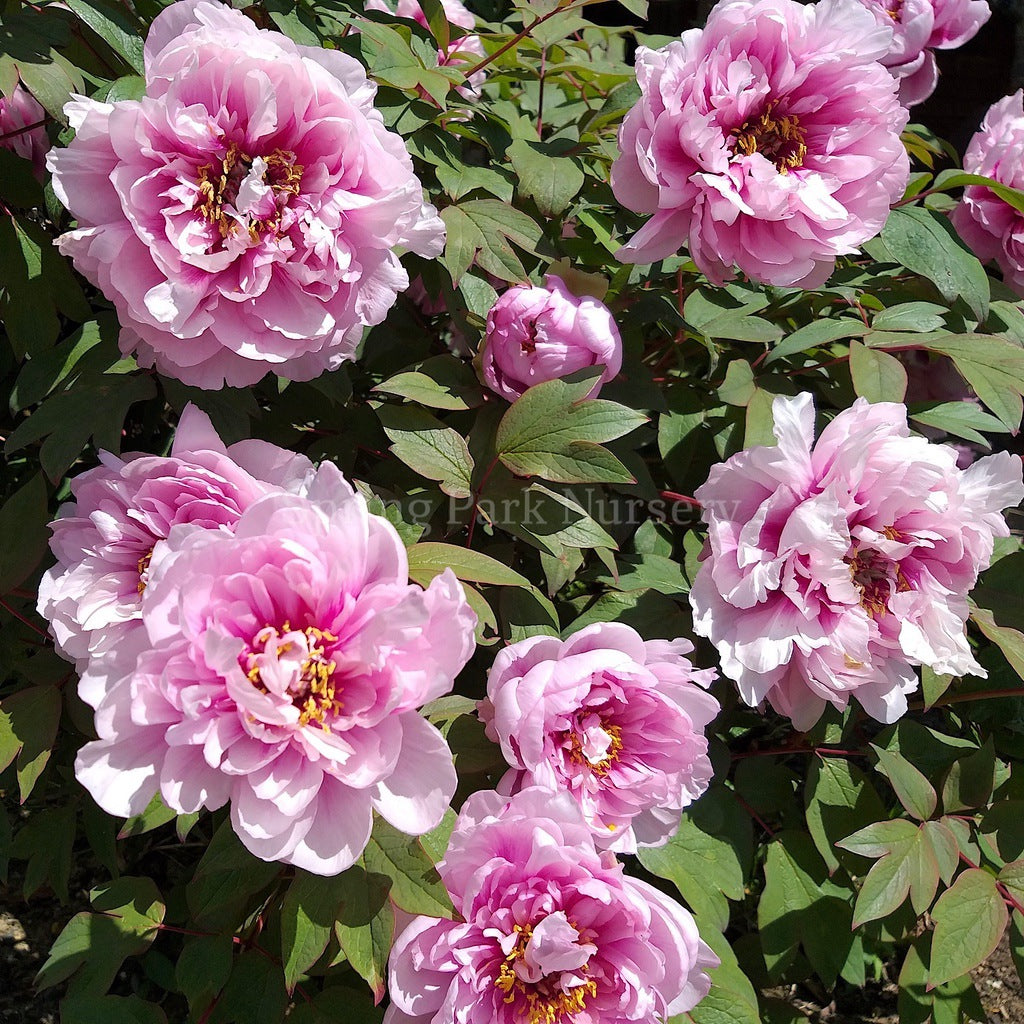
[479, 623, 718, 853]
[610, 0, 910, 288]
[690, 393, 1024, 730]
[857, 0, 989, 106]
[385, 787, 718, 1024]
[74, 463, 476, 874]
[0, 84, 48, 176]
[481, 275, 622, 401]
[47, 0, 445, 389]
[37, 404, 311, 689]
[952, 91, 1024, 297]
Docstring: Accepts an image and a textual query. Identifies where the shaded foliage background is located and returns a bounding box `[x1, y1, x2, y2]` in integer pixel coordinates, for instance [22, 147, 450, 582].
[3, 1, 1024, 1022]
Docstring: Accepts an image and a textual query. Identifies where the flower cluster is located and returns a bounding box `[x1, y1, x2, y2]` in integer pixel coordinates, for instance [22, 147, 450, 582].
[48, 0, 445, 389]
[385, 787, 718, 1024]
[611, 0, 910, 288]
[952, 91, 1024, 297]
[480, 275, 623, 400]
[480, 623, 718, 852]
[857, 0, 989, 106]
[40, 407, 475, 874]
[690, 393, 1024, 729]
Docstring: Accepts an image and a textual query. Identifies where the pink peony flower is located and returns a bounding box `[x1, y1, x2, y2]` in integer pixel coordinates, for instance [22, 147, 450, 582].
[364, 0, 484, 99]
[856, 0, 989, 106]
[74, 462, 476, 874]
[385, 787, 718, 1024]
[0, 84, 49, 177]
[47, 0, 445, 390]
[479, 623, 719, 853]
[690, 393, 1024, 730]
[610, 0, 910, 288]
[952, 91, 1024, 297]
[480, 275, 622, 401]
[37, 404, 311, 686]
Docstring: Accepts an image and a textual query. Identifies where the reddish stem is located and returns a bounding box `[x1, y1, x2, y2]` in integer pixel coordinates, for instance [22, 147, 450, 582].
[735, 792, 775, 837]
[659, 490, 701, 507]
[958, 851, 1024, 916]
[0, 597, 51, 641]
[0, 117, 48, 143]
[465, 455, 500, 548]
[910, 686, 1024, 711]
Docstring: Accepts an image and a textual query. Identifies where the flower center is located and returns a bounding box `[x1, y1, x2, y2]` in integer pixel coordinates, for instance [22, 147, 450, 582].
[245, 622, 342, 729]
[846, 541, 911, 620]
[196, 141, 303, 240]
[494, 918, 598, 1024]
[520, 319, 540, 355]
[731, 104, 807, 174]
[564, 717, 623, 777]
[136, 548, 154, 594]
[883, 0, 904, 20]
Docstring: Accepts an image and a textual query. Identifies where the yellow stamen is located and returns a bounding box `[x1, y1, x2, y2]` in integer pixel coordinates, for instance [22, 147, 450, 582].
[136, 549, 154, 594]
[731, 103, 807, 174]
[566, 723, 623, 777]
[494, 924, 598, 1024]
[246, 624, 342, 730]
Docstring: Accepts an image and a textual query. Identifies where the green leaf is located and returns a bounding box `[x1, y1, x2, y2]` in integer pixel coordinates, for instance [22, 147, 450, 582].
[495, 373, 646, 484]
[118, 792, 177, 840]
[929, 868, 1008, 988]
[10, 803, 75, 900]
[910, 400, 1006, 447]
[935, 169, 1024, 214]
[334, 864, 395, 1003]
[998, 860, 1024, 905]
[0, 685, 62, 801]
[375, 355, 485, 411]
[717, 359, 755, 407]
[60, 996, 168, 1024]
[176, 935, 233, 1019]
[209, 950, 289, 1024]
[186, 823, 280, 929]
[507, 140, 585, 217]
[685, 928, 759, 1024]
[941, 740, 996, 814]
[377, 405, 475, 499]
[970, 603, 1024, 682]
[881, 206, 989, 321]
[872, 302, 947, 333]
[973, 552, 1024, 633]
[805, 756, 887, 874]
[441, 199, 543, 284]
[920, 666, 955, 709]
[758, 833, 854, 985]
[872, 745, 938, 821]
[483, 480, 617, 557]
[407, 542, 529, 587]
[64, 0, 145, 73]
[637, 787, 750, 932]
[838, 819, 941, 925]
[918, 335, 1024, 431]
[765, 318, 868, 365]
[362, 817, 453, 919]
[38, 878, 165, 995]
[849, 341, 908, 403]
[280, 872, 347, 993]
[6, 371, 156, 481]
[0, 473, 49, 595]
